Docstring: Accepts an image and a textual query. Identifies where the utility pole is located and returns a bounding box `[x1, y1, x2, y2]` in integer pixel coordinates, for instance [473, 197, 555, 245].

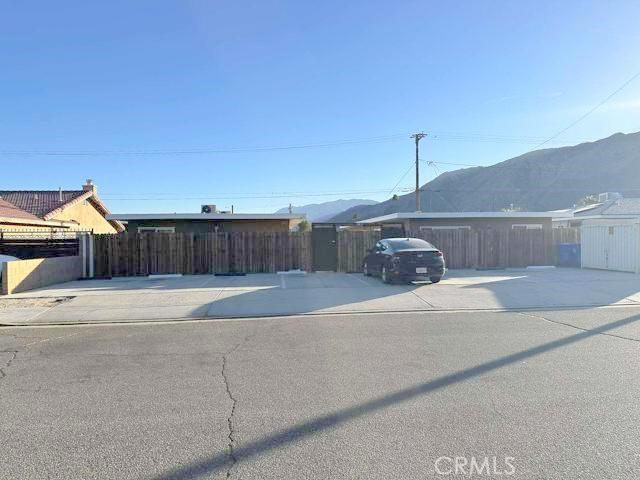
[410, 132, 427, 211]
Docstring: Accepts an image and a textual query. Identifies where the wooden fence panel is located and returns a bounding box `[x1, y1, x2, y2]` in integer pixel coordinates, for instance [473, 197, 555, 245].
[337, 229, 381, 272]
[411, 228, 555, 269]
[411, 229, 480, 269]
[93, 232, 311, 277]
[508, 229, 553, 267]
[553, 227, 580, 244]
[93, 227, 567, 277]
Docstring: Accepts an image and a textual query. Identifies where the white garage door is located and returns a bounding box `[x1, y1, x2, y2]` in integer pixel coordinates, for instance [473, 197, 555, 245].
[581, 224, 640, 273]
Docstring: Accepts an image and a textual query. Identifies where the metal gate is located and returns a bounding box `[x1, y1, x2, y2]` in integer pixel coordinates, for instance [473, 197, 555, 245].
[581, 223, 640, 273]
[312, 224, 337, 271]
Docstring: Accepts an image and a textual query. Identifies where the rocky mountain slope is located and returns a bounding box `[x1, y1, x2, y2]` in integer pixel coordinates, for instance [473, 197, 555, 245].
[331, 131, 640, 222]
[275, 198, 377, 222]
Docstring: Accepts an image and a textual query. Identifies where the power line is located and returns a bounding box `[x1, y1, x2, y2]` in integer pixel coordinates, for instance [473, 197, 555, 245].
[0, 134, 409, 156]
[388, 161, 416, 195]
[101, 188, 414, 201]
[102, 186, 640, 203]
[422, 159, 479, 168]
[429, 132, 590, 145]
[532, 69, 640, 150]
[102, 188, 407, 197]
[425, 161, 459, 211]
[0, 131, 621, 157]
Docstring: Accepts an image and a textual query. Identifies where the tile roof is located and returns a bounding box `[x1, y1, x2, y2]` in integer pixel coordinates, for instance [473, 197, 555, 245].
[0, 198, 41, 221]
[0, 190, 88, 218]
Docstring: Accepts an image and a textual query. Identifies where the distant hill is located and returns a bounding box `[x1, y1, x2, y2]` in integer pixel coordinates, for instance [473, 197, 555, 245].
[275, 198, 378, 222]
[330, 131, 640, 222]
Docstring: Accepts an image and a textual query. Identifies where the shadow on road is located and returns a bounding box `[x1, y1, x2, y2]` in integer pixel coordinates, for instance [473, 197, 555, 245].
[151, 312, 640, 480]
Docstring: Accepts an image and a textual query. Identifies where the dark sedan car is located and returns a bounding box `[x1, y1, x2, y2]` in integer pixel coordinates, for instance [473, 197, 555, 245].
[362, 238, 445, 284]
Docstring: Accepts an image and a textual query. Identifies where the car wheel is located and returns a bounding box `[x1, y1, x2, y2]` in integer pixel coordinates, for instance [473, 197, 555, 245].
[363, 263, 371, 276]
[381, 266, 392, 284]
[430, 276, 441, 284]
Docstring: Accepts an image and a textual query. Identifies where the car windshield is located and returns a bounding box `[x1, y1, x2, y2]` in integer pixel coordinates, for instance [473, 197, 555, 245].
[385, 238, 435, 250]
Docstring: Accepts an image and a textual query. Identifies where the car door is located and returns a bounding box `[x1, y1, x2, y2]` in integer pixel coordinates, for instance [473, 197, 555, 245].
[375, 240, 392, 274]
[368, 241, 383, 273]
[378, 241, 392, 272]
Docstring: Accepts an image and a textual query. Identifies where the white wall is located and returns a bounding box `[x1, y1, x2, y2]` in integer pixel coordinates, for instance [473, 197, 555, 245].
[581, 223, 640, 273]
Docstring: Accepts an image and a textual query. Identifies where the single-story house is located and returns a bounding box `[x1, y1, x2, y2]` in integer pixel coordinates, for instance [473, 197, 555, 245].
[563, 195, 640, 227]
[108, 210, 306, 233]
[0, 180, 123, 233]
[357, 211, 561, 236]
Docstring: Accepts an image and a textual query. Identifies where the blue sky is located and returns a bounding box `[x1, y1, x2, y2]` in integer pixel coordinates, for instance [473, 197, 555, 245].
[2, 0, 640, 213]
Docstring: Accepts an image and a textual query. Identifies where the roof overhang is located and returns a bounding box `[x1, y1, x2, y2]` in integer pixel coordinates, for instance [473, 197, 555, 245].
[564, 214, 640, 221]
[0, 216, 76, 228]
[357, 212, 565, 224]
[107, 213, 306, 221]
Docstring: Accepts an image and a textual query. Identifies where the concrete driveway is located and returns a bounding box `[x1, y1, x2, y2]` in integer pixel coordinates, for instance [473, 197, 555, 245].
[2, 268, 640, 325]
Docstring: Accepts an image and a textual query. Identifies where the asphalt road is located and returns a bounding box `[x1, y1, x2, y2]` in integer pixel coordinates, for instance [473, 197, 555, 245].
[2, 307, 640, 479]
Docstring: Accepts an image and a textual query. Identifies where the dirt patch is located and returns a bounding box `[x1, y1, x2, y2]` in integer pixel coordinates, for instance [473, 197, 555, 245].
[0, 297, 72, 309]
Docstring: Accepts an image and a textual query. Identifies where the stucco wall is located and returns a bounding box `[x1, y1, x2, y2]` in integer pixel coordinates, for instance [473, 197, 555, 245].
[2, 256, 82, 295]
[51, 201, 116, 234]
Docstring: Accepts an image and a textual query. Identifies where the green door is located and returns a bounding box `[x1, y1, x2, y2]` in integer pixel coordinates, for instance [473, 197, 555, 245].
[312, 225, 338, 271]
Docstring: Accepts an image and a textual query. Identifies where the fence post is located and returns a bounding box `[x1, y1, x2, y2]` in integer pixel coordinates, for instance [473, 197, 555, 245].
[78, 233, 95, 278]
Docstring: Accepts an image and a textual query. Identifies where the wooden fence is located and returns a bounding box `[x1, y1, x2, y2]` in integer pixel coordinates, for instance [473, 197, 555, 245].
[94, 232, 311, 277]
[93, 227, 583, 277]
[337, 229, 381, 272]
[410, 228, 556, 269]
[553, 227, 581, 244]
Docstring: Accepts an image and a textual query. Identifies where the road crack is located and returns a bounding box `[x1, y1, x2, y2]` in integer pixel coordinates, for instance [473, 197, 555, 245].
[518, 312, 640, 344]
[0, 350, 18, 380]
[221, 334, 252, 478]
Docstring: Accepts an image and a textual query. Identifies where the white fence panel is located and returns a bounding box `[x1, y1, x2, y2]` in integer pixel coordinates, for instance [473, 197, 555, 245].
[581, 224, 640, 273]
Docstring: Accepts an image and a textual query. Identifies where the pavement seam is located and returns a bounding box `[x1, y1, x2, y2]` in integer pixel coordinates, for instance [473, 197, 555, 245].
[6, 303, 640, 328]
[406, 288, 435, 308]
[517, 312, 640, 344]
[22, 302, 67, 323]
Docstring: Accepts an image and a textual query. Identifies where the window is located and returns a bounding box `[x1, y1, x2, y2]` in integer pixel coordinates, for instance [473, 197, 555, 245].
[511, 224, 543, 230]
[377, 241, 388, 251]
[137, 226, 176, 233]
[386, 238, 435, 250]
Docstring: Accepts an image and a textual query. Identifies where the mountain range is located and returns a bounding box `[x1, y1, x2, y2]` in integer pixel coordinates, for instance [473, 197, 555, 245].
[275, 198, 377, 222]
[330, 131, 640, 222]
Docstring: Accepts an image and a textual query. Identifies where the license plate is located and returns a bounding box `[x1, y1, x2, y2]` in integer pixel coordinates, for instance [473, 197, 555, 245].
[416, 267, 428, 274]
